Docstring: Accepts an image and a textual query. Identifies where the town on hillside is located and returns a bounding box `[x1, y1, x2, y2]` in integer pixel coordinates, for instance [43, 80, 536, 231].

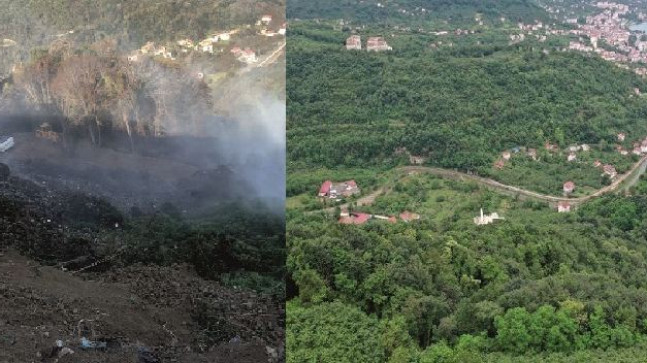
[127, 14, 286, 68]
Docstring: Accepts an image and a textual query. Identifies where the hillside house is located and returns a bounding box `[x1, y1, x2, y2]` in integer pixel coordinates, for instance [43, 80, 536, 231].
[502, 151, 511, 160]
[603, 164, 617, 178]
[261, 15, 273, 24]
[474, 209, 504, 225]
[153, 46, 167, 57]
[567, 153, 577, 162]
[211, 32, 231, 42]
[633, 146, 642, 155]
[557, 201, 571, 213]
[0, 136, 14, 152]
[366, 37, 392, 51]
[563, 181, 575, 194]
[568, 145, 580, 152]
[409, 155, 426, 165]
[544, 142, 558, 152]
[346, 35, 362, 50]
[140, 42, 156, 54]
[279, 23, 287, 35]
[494, 159, 505, 169]
[641, 139, 647, 153]
[339, 212, 371, 225]
[581, 144, 590, 151]
[527, 148, 538, 160]
[400, 211, 421, 222]
[201, 42, 214, 53]
[319, 180, 360, 199]
[238, 49, 257, 63]
[318, 180, 332, 197]
[618, 132, 626, 142]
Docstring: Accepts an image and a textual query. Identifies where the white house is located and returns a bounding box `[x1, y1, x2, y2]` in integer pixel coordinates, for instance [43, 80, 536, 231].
[473, 208, 504, 225]
[0, 136, 14, 152]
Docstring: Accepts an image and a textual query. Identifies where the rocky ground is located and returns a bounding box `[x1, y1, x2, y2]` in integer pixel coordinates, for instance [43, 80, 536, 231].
[0, 165, 285, 363]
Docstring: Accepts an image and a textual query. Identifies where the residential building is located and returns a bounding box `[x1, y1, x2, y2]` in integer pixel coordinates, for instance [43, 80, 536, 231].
[346, 35, 362, 50]
[557, 201, 571, 213]
[563, 181, 575, 194]
[366, 37, 392, 51]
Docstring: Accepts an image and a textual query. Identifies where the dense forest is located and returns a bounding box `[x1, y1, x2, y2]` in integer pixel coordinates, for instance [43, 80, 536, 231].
[286, 3, 647, 361]
[287, 172, 647, 361]
[287, 21, 647, 194]
[287, 0, 550, 26]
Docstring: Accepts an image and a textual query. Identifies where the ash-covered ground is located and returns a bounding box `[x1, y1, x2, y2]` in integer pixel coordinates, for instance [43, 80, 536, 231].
[0, 162, 285, 363]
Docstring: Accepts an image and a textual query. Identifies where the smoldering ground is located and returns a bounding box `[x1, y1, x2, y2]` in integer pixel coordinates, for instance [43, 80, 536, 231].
[0, 90, 285, 217]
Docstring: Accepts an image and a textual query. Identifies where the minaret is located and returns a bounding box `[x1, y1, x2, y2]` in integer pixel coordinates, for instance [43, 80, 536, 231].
[480, 208, 484, 221]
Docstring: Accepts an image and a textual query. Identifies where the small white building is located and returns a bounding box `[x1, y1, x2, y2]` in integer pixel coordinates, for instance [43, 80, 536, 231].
[0, 136, 14, 152]
[474, 208, 504, 225]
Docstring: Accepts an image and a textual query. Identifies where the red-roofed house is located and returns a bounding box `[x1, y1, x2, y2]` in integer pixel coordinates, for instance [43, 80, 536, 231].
[366, 37, 392, 51]
[400, 211, 421, 222]
[346, 35, 362, 50]
[319, 180, 332, 197]
[321, 180, 361, 199]
[563, 181, 575, 194]
[494, 159, 505, 169]
[339, 212, 371, 225]
[603, 164, 617, 178]
[557, 201, 571, 213]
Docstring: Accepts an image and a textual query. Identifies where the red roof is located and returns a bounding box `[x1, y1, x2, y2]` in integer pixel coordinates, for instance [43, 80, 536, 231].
[347, 180, 357, 188]
[400, 211, 420, 222]
[319, 180, 332, 195]
[339, 212, 371, 225]
[388, 216, 397, 224]
[563, 181, 575, 190]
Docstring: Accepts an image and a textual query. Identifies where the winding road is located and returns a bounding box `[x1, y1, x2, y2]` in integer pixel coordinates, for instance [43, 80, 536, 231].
[317, 154, 647, 213]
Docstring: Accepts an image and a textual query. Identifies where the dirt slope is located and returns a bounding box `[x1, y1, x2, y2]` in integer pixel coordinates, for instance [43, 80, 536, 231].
[0, 250, 284, 363]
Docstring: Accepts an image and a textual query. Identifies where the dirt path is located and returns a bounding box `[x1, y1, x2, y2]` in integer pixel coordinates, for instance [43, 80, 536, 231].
[257, 41, 286, 68]
[313, 154, 647, 213]
[401, 154, 647, 205]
